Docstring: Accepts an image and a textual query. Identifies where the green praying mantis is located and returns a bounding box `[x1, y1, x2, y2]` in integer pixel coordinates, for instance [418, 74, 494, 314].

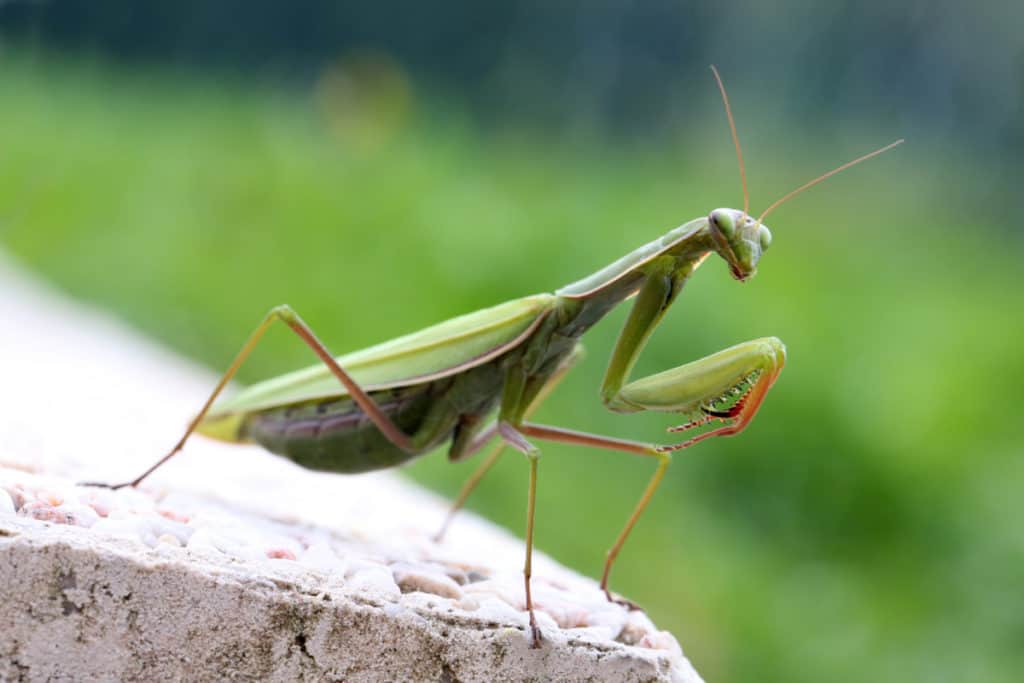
[88, 67, 902, 647]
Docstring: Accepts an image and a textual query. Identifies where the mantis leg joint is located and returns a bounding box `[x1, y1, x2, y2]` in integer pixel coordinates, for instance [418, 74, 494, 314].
[269, 304, 298, 323]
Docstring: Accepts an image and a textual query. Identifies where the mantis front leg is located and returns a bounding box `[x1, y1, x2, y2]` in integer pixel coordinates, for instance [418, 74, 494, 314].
[590, 256, 786, 598]
[602, 256, 786, 445]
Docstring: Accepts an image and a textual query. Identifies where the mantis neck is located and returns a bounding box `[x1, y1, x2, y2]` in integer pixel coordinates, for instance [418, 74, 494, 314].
[555, 216, 710, 299]
[551, 216, 714, 334]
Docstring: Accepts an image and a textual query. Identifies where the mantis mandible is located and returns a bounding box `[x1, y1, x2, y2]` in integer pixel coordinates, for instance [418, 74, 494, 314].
[88, 67, 902, 647]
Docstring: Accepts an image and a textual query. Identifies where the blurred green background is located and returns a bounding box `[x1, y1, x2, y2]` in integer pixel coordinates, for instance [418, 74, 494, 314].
[1, 3, 1022, 681]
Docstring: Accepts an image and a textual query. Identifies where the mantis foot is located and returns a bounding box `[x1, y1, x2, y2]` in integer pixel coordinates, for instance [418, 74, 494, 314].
[77, 480, 135, 490]
[431, 517, 453, 544]
[529, 621, 544, 649]
[604, 589, 644, 612]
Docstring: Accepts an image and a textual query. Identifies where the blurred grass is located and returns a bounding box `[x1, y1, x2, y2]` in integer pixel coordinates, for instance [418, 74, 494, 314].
[1, 53, 1022, 682]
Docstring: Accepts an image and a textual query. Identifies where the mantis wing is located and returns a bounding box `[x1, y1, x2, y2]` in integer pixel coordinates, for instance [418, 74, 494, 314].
[203, 294, 556, 416]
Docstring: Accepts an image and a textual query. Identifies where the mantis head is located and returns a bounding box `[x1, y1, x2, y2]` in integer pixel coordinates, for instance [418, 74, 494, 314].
[707, 66, 902, 283]
[708, 208, 771, 282]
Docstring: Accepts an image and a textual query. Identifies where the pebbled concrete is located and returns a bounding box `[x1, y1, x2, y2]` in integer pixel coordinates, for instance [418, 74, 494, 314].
[0, 515, 692, 682]
[0, 252, 703, 682]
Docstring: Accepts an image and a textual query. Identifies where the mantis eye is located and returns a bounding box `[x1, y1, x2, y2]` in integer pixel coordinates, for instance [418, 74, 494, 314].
[759, 226, 772, 251]
[710, 210, 736, 238]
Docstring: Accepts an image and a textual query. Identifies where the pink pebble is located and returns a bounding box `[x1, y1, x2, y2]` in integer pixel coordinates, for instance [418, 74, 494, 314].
[19, 501, 73, 525]
[40, 491, 64, 507]
[266, 548, 297, 560]
[158, 509, 190, 523]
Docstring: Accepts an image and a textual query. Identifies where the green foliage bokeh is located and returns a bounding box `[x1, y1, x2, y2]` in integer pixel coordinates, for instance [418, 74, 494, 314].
[1, 55, 1021, 682]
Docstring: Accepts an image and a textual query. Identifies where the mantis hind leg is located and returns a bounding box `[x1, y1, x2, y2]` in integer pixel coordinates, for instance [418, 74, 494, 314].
[83, 305, 419, 489]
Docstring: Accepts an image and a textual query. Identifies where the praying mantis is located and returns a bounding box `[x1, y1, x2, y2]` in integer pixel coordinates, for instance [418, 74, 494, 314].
[88, 67, 902, 647]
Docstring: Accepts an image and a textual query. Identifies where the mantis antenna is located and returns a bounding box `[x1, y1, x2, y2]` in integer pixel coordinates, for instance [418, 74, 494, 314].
[710, 65, 750, 217]
[709, 65, 902, 227]
[757, 139, 905, 225]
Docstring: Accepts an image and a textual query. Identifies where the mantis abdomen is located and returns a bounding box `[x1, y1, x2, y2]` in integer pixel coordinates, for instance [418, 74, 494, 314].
[238, 361, 509, 474]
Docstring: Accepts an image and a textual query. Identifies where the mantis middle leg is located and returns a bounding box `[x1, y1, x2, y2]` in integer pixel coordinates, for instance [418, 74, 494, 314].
[434, 344, 585, 541]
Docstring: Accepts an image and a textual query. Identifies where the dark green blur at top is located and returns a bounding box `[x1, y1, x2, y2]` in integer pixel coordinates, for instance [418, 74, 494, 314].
[0, 30, 1022, 683]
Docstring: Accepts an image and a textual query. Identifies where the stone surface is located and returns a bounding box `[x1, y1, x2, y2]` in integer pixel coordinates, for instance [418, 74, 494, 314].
[0, 253, 703, 682]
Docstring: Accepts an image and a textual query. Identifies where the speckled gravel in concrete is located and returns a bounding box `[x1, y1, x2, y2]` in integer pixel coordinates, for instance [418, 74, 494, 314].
[0, 252, 703, 681]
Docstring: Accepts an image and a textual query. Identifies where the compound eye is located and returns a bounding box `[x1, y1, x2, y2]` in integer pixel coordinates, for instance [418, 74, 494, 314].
[759, 226, 773, 251]
[710, 210, 735, 238]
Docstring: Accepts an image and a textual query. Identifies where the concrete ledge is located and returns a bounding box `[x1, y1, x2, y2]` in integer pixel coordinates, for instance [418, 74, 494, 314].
[0, 515, 687, 682]
[0, 252, 702, 682]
